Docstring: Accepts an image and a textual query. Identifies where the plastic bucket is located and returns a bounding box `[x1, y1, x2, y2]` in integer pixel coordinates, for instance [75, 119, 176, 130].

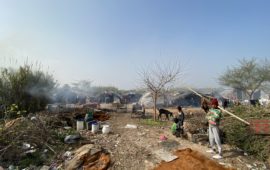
[76, 120, 84, 130]
[102, 125, 110, 134]
[92, 123, 99, 133]
[86, 120, 97, 130]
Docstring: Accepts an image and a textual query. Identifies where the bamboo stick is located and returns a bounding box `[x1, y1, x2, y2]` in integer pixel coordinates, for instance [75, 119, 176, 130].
[186, 87, 250, 125]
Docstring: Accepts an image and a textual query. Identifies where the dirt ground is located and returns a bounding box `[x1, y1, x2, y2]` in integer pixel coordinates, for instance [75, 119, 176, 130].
[79, 111, 268, 170]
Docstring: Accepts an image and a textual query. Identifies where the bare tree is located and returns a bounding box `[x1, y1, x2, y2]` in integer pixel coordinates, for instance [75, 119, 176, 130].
[140, 62, 182, 120]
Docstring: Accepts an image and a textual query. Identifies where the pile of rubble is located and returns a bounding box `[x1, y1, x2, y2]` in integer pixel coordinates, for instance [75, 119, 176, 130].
[0, 109, 111, 169]
[183, 109, 209, 144]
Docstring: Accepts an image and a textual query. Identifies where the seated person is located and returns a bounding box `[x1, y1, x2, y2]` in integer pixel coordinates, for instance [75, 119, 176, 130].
[171, 117, 179, 137]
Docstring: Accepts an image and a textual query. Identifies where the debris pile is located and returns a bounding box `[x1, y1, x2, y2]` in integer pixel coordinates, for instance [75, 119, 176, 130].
[183, 109, 209, 144]
[0, 108, 111, 169]
[0, 114, 63, 168]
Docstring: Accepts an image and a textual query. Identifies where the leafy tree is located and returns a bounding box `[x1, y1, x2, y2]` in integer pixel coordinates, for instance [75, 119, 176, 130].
[219, 58, 270, 100]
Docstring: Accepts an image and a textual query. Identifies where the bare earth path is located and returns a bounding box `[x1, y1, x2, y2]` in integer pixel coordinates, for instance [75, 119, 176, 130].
[82, 112, 268, 170]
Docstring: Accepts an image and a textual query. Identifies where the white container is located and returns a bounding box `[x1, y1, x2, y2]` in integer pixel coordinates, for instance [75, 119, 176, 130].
[76, 120, 84, 130]
[92, 123, 99, 133]
[102, 125, 110, 134]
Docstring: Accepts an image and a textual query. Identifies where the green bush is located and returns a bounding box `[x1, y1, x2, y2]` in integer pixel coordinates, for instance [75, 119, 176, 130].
[222, 105, 270, 161]
[19, 152, 44, 169]
[0, 64, 56, 115]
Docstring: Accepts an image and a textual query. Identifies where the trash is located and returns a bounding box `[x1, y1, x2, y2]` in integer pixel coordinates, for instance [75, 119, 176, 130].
[22, 143, 31, 150]
[64, 134, 81, 144]
[64, 126, 72, 130]
[244, 152, 248, 156]
[125, 124, 137, 129]
[65, 144, 110, 170]
[25, 149, 36, 154]
[76, 120, 84, 131]
[236, 147, 244, 152]
[86, 120, 97, 130]
[159, 135, 167, 141]
[63, 151, 73, 158]
[0, 166, 3, 170]
[153, 149, 178, 162]
[102, 125, 110, 134]
[43, 149, 48, 153]
[30, 116, 37, 121]
[92, 123, 99, 133]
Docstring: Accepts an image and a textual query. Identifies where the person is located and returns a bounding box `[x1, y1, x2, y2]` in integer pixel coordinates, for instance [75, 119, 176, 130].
[206, 98, 223, 159]
[222, 99, 228, 109]
[171, 117, 179, 136]
[201, 98, 210, 113]
[141, 104, 145, 117]
[171, 106, 185, 137]
[176, 106, 185, 135]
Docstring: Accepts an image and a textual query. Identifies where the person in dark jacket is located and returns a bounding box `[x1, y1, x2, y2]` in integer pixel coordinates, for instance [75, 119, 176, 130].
[177, 106, 185, 126]
[175, 106, 185, 137]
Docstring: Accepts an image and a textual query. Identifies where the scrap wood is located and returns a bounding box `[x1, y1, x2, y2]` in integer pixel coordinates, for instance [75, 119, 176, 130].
[83, 153, 110, 170]
[45, 143, 56, 154]
[187, 87, 250, 125]
[65, 144, 110, 170]
[4, 117, 23, 129]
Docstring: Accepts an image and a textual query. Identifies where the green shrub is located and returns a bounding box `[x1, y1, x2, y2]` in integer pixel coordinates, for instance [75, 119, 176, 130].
[19, 152, 44, 169]
[0, 64, 56, 115]
[223, 105, 270, 161]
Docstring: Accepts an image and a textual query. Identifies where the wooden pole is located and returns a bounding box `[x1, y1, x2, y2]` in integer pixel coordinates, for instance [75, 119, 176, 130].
[186, 87, 250, 125]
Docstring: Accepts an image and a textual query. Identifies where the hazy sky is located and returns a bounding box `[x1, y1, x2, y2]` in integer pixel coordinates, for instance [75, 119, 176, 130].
[0, 0, 270, 89]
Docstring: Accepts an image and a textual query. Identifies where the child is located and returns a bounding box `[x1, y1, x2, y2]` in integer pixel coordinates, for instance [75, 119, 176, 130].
[171, 106, 185, 137]
[206, 98, 223, 159]
[176, 106, 185, 136]
[171, 117, 179, 137]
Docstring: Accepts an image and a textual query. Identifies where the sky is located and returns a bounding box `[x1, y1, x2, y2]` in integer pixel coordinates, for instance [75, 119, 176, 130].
[0, 0, 270, 90]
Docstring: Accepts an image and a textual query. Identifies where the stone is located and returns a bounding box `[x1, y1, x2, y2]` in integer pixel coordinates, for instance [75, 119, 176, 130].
[64, 134, 81, 144]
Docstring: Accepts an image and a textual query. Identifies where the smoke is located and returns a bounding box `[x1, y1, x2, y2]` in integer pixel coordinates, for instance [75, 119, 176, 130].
[26, 85, 54, 99]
